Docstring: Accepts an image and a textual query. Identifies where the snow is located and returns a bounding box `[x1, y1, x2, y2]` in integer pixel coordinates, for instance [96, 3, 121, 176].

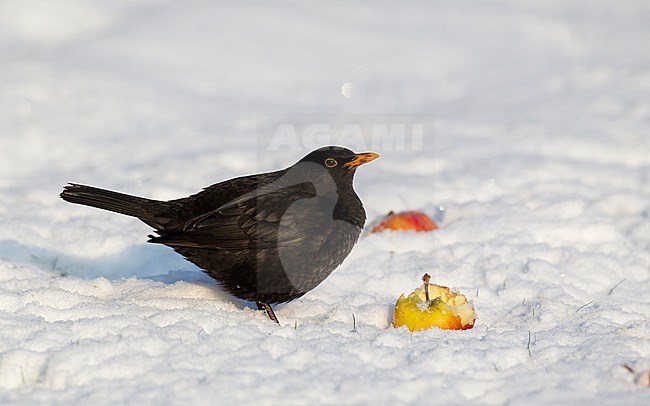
[1, 0, 649, 404]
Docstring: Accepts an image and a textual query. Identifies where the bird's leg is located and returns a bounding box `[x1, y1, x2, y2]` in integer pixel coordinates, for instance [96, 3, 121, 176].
[256, 301, 279, 324]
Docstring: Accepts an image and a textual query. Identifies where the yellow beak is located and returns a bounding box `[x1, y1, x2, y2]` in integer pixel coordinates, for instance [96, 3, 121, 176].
[343, 152, 380, 168]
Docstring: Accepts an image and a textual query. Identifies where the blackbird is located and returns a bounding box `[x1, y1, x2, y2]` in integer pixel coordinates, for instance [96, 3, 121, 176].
[60, 146, 378, 323]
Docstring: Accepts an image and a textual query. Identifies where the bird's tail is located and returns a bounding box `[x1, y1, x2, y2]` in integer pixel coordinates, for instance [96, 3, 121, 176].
[60, 183, 174, 231]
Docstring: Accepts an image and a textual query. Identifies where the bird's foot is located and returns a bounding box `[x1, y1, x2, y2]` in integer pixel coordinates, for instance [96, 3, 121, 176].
[256, 301, 280, 324]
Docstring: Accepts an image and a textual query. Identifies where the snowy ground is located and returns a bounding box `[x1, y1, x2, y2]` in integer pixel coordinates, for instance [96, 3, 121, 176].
[1, 0, 649, 404]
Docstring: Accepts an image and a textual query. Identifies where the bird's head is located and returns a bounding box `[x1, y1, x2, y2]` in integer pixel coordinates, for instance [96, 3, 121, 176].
[294, 145, 377, 224]
[299, 146, 379, 179]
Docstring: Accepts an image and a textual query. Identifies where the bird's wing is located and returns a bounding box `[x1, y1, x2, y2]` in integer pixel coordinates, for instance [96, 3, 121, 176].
[148, 182, 334, 250]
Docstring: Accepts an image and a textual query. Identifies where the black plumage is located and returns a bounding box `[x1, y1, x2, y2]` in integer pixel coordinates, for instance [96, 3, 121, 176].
[60, 146, 378, 322]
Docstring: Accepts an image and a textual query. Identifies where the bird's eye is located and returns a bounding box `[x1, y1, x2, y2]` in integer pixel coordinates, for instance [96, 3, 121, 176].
[324, 158, 338, 168]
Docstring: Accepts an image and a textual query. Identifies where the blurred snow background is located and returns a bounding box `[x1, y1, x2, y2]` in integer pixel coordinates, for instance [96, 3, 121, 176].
[1, 0, 649, 404]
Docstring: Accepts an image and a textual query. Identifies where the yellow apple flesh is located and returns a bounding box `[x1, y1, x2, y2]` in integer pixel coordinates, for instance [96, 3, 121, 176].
[393, 284, 475, 331]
